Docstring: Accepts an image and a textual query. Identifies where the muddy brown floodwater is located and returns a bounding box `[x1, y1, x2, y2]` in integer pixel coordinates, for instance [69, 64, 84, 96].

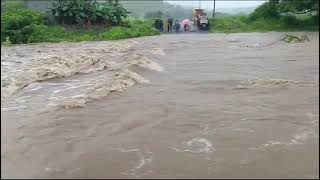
[1, 32, 319, 179]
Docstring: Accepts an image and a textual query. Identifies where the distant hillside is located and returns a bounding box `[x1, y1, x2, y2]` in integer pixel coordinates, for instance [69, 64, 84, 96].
[120, 1, 164, 18]
[120, 0, 193, 19]
[121, 1, 257, 19]
[216, 6, 257, 15]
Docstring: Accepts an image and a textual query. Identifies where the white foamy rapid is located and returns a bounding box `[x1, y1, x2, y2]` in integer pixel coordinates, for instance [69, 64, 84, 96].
[1, 40, 163, 109]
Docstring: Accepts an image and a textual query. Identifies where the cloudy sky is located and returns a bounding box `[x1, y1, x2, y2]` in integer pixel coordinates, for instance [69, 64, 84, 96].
[166, 1, 266, 10]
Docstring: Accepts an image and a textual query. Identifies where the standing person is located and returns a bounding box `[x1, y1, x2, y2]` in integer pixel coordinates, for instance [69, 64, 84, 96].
[182, 19, 190, 31]
[159, 18, 164, 32]
[154, 18, 160, 30]
[174, 19, 180, 33]
[167, 17, 173, 32]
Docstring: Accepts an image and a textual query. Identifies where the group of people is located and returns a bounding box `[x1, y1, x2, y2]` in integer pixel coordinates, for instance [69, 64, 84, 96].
[155, 17, 190, 33]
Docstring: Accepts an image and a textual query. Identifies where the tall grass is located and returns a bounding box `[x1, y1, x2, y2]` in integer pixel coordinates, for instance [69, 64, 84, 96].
[209, 15, 319, 33]
[100, 20, 159, 40]
[2, 17, 160, 44]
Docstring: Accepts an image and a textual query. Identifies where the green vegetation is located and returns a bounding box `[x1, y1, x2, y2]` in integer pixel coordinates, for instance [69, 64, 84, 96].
[1, 15, 159, 44]
[1, 0, 319, 44]
[1, 4, 45, 44]
[51, 0, 128, 26]
[248, 0, 280, 21]
[210, 15, 318, 33]
[1, 0, 160, 44]
[99, 20, 159, 40]
[210, 0, 319, 33]
[278, 0, 319, 14]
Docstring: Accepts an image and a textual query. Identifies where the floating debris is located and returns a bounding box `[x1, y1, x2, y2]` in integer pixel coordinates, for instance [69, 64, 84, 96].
[280, 34, 310, 43]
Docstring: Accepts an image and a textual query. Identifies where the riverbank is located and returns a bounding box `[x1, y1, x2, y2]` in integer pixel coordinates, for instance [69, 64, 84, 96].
[209, 16, 319, 33]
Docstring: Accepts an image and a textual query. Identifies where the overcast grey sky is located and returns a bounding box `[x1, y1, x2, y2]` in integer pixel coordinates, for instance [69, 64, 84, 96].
[166, 1, 266, 10]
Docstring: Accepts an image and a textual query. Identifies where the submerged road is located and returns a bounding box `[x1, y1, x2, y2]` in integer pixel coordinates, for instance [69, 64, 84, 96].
[1, 32, 319, 178]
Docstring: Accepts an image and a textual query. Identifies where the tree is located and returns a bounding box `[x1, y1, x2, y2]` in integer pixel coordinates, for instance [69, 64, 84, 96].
[51, 0, 128, 26]
[278, 0, 319, 26]
[249, 0, 280, 21]
[278, 0, 319, 14]
[249, 0, 319, 21]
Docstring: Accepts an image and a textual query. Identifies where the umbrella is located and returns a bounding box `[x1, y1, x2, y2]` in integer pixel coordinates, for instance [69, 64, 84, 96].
[182, 19, 190, 26]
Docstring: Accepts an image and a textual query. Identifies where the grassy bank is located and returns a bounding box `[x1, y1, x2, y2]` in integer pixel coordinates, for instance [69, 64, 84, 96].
[1, 18, 160, 45]
[37, 20, 159, 43]
[209, 15, 319, 33]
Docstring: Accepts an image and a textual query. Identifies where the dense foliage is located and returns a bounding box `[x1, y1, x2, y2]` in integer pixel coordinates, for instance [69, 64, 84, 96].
[278, 0, 319, 26]
[249, 0, 280, 21]
[1, 0, 160, 44]
[210, 0, 319, 33]
[99, 20, 159, 40]
[210, 14, 318, 33]
[1, 9, 159, 45]
[1, 8, 45, 44]
[51, 0, 129, 26]
[278, 0, 319, 14]
[249, 0, 318, 21]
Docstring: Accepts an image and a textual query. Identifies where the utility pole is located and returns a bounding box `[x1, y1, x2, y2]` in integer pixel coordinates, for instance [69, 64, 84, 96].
[213, 0, 216, 18]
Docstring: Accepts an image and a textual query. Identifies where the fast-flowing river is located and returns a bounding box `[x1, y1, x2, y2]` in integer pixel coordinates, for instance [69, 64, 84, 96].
[1, 32, 319, 178]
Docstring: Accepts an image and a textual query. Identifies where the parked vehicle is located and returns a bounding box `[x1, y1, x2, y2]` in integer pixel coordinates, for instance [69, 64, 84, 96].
[192, 8, 209, 30]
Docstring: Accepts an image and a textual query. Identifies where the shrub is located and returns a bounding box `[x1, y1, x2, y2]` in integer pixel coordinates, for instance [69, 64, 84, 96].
[51, 0, 128, 26]
[305, 14, 319, 26]
[249, 18, 282, 31]
[249, 0, 280, 21]
[99, 20, 159, 40]
[280, 15, 301, 28]
[119, 18, 131, 27]
[1, 9, 45, 44]
[209, 17, 248, 33]
[1, 13, 160, 44]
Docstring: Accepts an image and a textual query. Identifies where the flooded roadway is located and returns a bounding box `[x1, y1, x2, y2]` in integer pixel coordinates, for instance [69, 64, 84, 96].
[1, 32, 319, 178]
